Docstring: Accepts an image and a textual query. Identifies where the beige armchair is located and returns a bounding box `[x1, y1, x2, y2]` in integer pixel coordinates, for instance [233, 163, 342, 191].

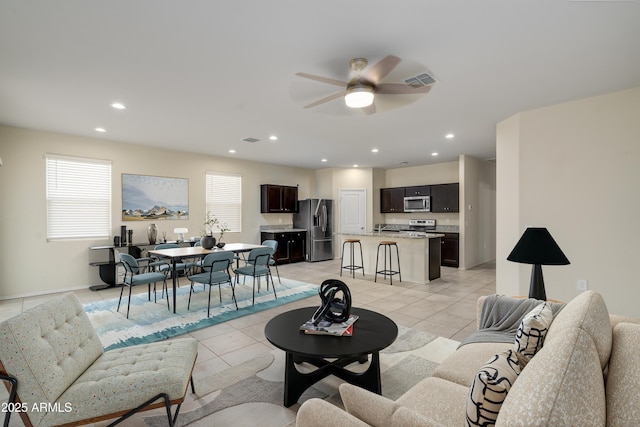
[0, 293, 197, 427]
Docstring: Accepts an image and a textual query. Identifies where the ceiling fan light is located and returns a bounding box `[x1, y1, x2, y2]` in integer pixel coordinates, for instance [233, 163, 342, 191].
[345, 84, 374, 108]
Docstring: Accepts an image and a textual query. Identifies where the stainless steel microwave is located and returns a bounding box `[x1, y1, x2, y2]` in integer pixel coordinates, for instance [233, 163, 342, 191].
[403, 196, 431, 212]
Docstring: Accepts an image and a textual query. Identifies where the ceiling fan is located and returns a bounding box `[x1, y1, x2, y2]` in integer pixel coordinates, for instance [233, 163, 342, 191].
[295, 55, 434, 115]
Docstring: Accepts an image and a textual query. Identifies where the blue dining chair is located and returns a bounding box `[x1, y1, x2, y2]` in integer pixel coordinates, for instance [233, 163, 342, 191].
[234, 247, 276, 306]
[187, 251, 237, 316]
[150, 243, 191, 286]
[190, 240, 205, 274]
[117, 252, 170, 318]
[261, 240, 281, 284]
[244, 240, 280, 287]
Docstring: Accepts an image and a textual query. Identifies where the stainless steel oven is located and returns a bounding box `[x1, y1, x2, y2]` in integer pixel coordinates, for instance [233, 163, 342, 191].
[403, 196, 431, 212]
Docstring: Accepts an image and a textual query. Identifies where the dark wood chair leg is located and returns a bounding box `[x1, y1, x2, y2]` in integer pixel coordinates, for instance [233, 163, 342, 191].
[1, 373, 18, 427]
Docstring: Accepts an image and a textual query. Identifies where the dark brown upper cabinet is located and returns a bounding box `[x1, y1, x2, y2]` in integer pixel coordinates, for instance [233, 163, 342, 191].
[404, 185, 431, 197]
[260, 184, 298, 213]
[430, 183, 459, 213]
[380, 187, 405, 213]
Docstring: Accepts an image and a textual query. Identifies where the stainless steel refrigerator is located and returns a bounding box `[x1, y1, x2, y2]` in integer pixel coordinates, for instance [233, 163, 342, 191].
[293, 198, 334, 262]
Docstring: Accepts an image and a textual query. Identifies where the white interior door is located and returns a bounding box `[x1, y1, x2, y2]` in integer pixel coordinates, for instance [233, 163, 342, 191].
[339, 189, 367, 234]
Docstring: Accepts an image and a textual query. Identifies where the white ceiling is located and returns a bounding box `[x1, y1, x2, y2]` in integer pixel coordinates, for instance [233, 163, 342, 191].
[1, 1, 639, 170]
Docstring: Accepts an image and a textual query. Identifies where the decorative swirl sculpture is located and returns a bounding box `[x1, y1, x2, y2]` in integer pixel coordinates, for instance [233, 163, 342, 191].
[310, 279, 352, 325]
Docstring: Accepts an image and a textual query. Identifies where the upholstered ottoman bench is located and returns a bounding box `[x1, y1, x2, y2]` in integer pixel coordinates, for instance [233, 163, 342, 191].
[0, 293, 197, 427]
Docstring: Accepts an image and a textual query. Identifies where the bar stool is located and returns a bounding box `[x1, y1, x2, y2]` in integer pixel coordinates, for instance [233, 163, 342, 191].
[375, 241, 401, 285]
[340, 239, 364, 278]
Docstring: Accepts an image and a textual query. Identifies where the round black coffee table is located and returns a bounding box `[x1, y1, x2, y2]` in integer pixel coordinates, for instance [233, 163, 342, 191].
[264, 306, 398, 407]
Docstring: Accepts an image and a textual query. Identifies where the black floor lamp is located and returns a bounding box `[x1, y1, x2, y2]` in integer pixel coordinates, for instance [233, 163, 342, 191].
[507, 227, 570, 301]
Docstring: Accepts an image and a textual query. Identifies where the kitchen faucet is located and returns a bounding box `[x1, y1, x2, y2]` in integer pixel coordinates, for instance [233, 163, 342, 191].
[378, 225, 392, 236]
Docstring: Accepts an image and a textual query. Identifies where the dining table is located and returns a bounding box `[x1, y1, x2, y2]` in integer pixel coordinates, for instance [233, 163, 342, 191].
[148, 243, 266, 313]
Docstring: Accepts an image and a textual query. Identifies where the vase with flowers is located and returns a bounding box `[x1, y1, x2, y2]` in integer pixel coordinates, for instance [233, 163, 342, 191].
[216, 223, 230, 248]
[200, 211, 218, 249]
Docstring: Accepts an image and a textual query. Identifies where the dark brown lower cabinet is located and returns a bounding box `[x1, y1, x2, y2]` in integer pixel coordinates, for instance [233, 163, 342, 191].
[441, 233, 459, 268]
[261, 231, 306, 264]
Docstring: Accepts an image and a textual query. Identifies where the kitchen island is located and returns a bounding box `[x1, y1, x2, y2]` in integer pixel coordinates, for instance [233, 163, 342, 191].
[339, 232, 443, 284]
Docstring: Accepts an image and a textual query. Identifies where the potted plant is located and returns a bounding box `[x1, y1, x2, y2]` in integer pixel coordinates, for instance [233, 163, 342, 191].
[200, 211, 218, 249]
[216, 223, 230, 248]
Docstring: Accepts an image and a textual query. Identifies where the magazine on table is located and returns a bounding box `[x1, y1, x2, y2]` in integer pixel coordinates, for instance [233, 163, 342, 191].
[299, 314, 359, 336]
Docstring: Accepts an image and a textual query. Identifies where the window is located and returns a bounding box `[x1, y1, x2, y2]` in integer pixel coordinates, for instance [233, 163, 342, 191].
[205, 171, 242, 233]
[46, 154, 112, 240]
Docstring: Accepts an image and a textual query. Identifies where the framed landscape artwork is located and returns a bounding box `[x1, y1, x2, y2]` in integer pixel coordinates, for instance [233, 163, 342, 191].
[122, 173, 189, 221]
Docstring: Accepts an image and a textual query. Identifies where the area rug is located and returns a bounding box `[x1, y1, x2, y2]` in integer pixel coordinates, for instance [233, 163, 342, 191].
[142, 326, 461, 427]
[83, 277, 318, 350]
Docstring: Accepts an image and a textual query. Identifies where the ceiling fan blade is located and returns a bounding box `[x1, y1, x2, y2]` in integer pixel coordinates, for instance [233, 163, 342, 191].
[361, 103, 376, 115]
[376, 83, 432, 95]
[364, 55, 401, 83]
[303, 91, 344, 109]
[295, 72, 347, 87]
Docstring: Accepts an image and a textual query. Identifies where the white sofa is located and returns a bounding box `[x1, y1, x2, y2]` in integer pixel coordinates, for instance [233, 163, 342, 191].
[296, 290, 640, 427]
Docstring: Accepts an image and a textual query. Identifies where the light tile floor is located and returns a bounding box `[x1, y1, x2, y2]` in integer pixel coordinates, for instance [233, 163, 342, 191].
[0, 258, 495, 426]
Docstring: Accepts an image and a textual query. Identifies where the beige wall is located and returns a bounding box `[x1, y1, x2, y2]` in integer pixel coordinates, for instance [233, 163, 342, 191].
[496, 87, 640, 316]
[327, 167, 375, 233]
[0, 125, 315, 298]
[0, 126, 497, 299]
[460, 155, 496, 269]
[384, 161, 460, 187]
[372, 168, 386, 227]
[314, 168, 334, 199]
[314, 167, 376, 258]
[496, 115, 522, 296]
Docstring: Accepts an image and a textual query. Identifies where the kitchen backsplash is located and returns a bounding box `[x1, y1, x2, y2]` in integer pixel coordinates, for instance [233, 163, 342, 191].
[435, 224, 460, 232]
[374, 223, 459, 232]
[260, 224, 294, 231]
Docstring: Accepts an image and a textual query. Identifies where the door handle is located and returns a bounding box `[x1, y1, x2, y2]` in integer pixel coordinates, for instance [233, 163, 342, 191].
[321, 204, 327, 233]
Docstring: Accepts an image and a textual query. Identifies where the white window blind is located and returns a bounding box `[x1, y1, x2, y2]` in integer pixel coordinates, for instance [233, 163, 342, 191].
[205, 172, 241, 233]
[46, 154, 112, 240]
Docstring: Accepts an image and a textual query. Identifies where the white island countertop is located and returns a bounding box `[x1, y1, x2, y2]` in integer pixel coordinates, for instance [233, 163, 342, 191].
[341, 231, 444, 239]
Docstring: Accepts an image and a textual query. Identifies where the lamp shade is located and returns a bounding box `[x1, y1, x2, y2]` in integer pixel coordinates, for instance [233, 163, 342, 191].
[507, 228, 570, 266]
[173, 227, 188, 242]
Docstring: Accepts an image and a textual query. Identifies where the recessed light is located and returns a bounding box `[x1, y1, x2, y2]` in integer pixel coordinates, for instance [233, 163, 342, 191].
[353, 164, 359, 168]
[321, 158, 328, 162]
[111, 102, 126, 110]
[269, 135, 278, 141]
[95, 127, 106, 133]
[229, 149, 236, 153]
[371, 148, 379, 153]
[445, 133, 455, 139]
[432, 152, 439, 156]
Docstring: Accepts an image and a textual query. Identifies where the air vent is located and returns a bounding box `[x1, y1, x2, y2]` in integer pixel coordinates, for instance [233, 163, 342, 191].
[404, 72, 437, 89]
[241, 137, 260, 143]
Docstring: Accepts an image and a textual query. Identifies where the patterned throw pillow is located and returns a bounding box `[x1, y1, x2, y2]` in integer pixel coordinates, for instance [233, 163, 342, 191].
[466, 349, 522, 426]
[514, 302, 553, 365]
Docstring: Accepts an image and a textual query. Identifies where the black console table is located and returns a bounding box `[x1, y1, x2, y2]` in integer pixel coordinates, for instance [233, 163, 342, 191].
[89, 245, 120, 290]
[88, 241, 192, 290]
